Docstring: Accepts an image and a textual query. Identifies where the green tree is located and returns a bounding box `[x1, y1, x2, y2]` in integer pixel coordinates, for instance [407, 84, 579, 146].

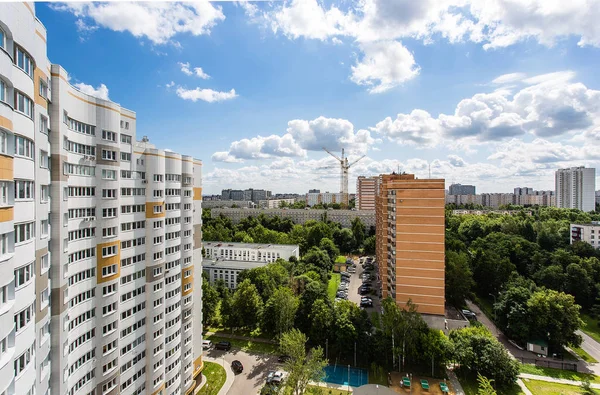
[351, 217, 366, 247]
[306, 222, 334, 249]
[495, 281, 534, 344]
[319, 238, 340, 264]
[527, 288, 583, 349]
[231, 279, 264, 329]
[302, 247, 332, 271]
[263, 287, 299, 338]
[334, 228, 356, 253]
[421, 329, 453, 376]
[280, 329, 327, 395]
[308, 299, 333, 346]
[363, 235, 376, 255]
[445, 251, 474, 306]
[202, 277, 220, 327]
[477, 374, 497, 395]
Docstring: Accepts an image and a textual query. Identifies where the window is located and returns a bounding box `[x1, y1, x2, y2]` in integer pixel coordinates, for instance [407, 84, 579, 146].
[39, 114, 48, 134]
[0, 131, 7, 155]
[63, 163, 95, 176]
[40, 253, 49, 272]
[40, 219, 49, 238]
[39, 78, 48, 99]
[15, 91, 33, 118]
[153, 251, 163, 261]
[102, 227, 117, 238]
[121, 152, 131, 162]
[0, 181, 9, 205]
[67, 186, 95, 197]
[153, 189, 163, 198]
[14, 303, 34, 331]
[0, 28, 4, 50]
[153, 174, 163, 182]
[14, 344, 34, 376]
[153, 267, 163, 277]
[102, 245, 117, 258]
[102, 208, 117, 218]
[121, 134, 132, 144]
[102, 169, 117, 180]
[153, 205, 163, 214]
[65, 139, 95, 156]
[102, 189, 116, 199]
[40, 184, 49, 203]
[0, 80, 4, 103]
[67, 115, 95, 135]
[125, 122, 129, 129]
[16, 47, 34, 77]
[14, 222, 34, 243]
[102, 130, 117, 142]
[153, 220, 163, 229]
[101, 149, 116, 161]
[14, 136, 34, 158]
[39, 150, 49, 168]
[153, 236, 163, 245]
[68, 247, 95, 264]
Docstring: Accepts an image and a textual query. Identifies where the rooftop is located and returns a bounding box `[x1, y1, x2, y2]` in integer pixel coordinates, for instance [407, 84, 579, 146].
[202, 258, 269, 271]
[203, 241, 299, 251]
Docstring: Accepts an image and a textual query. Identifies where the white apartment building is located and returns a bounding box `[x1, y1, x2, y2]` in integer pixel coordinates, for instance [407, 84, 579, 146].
[1, 4, 204, 395]
[211, 208, 376, 228]
[571, 223, 600, 248]
[306, 192, 343, 207]
[203, 241, 299, 263]
[258, 198, 296, 208]
[202, 259, 270, 290]
[556, 167, 596, 212]
[0, 4, 52, 395]
[356, 176, 378, 211]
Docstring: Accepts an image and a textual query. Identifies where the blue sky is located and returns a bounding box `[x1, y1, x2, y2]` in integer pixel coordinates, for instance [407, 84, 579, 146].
[37, 1, 600, 194]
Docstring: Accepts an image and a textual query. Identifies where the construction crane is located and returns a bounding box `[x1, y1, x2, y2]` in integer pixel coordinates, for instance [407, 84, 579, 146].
[323, 147, 366, 207]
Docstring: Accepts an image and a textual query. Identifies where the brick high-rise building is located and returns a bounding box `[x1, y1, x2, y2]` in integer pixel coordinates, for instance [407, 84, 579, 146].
[376, 174, 445, 315]
[356, 176, 379, 211]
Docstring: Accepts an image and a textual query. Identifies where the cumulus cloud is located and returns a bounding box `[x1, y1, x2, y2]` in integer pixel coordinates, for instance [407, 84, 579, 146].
[51, 2, 225, 45]
[176, 87, 238, 103]
[371, 71, 600, 146]
[178, 62, 211, 79]
[213, 134, 306, 162]
[73, 82, 110, 100]
[350, 40, 420, 93]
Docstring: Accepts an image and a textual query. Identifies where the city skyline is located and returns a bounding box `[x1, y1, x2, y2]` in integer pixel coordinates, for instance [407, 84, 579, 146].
[34, 1, 600, 194]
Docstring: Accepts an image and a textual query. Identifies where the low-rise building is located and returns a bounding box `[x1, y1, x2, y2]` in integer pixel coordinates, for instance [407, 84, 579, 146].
[202, 259, 267, 289]
[571, 222, 600, 248]
[259, 198, 296, 208]
[210, 208, 376, 228]
[203, 241, 300, 262]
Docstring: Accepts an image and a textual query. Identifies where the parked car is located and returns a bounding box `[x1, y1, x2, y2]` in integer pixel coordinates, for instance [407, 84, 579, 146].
[360, 299, 373, 307]
[202, 340, 213, 350]
[215, 341, 232, 351]
[231, 360, 243, 373]
[269, 371, 287, 384]
[359, 287, 370, 295]
[347, 267, 356, 273]
[462, 309, 477, 320]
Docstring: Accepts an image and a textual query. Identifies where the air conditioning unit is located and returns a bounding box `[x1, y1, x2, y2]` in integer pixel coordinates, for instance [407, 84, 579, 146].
[89, 216, 96, 221]
[142, 180, 147, 184]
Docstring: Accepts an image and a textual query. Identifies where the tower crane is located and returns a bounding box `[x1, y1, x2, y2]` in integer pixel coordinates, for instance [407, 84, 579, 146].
[322, 147, 366, 207]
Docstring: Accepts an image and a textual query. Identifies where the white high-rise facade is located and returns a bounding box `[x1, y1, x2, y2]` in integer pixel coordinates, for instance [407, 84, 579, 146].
[0, 4, 204, 395]
[555, 166, 596, 212]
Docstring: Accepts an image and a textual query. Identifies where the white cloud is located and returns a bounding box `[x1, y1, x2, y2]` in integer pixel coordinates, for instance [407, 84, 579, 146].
[372, 71, 600, 146]
[211, 152, 244, 163]
[522, 70, 576, 85]
[350, 40, 420, 93]
[213, 134, 306, 161]
[166, 81, 175, 89]
[72, 82, 110, 100]
[491, 72, 526, 84]
[176, 87, 238, 103]
[51, 2, 225, 45]
[178, 62, 211, 79]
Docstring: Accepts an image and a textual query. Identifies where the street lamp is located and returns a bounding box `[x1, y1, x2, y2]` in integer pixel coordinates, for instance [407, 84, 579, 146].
[348, 365, 351, 392]
[409, 373, 413, 395]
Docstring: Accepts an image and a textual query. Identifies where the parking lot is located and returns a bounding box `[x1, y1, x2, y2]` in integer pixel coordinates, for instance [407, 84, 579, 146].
[338, 256, 382, 314]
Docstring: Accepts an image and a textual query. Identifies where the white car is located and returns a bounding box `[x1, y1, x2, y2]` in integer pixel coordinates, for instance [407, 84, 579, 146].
[269, 371, 287, 384]
[202, 340, 213, 350]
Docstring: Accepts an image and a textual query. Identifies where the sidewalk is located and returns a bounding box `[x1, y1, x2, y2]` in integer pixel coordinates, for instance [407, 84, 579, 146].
[520, 373, 600, 389]
[204, 331, 278, 344]
[446, 368, 465, 395]
[203, 356, 236, 395]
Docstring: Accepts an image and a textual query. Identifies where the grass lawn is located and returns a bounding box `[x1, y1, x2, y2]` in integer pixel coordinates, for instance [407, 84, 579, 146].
[521, 378, 582, 395]
[581, 314, 600, 344]
[570, 345, 598, 363]
[520, 364, 600, 383]
[205, 334, 279, 354]
[328, 273, 341, 300]
[458, 374, 524, 395]
[305, 386, 352, 395]
[198, 362, 226, 395]
[335, 256, 347, 264]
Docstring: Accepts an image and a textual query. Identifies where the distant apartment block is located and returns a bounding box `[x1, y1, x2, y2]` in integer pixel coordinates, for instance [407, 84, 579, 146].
[556, 167, 596, 212]
[376, 173, 445, 316]
[202, 242, 299, 289]
[448, 183, 476, 195]
[446, 190, 555, 208]
[356, 176, 379, 211]
[211, 208, 376, 228]
[259, 198, 296, 208]
[571, 223, 600, 248]
[202, 200, 254, 209]
[514, 187, 534, 195]
[306, 191, 343, 206]
[453, 210, 532, 216]
[222, 188, 271, 203]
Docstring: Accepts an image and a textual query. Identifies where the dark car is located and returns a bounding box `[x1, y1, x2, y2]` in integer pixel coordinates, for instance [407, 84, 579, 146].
[278, 355, 291, 363]
[215, 341, 232, 351]
[360, 299, 373, 307]
[231, 360, 243, 373]
[359, 287, 370, 295]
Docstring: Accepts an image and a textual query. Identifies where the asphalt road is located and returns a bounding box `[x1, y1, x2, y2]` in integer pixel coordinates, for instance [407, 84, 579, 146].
[577, 330, 600, 363]
[347, 257, 381, 314]
[205, 347, 281, 395]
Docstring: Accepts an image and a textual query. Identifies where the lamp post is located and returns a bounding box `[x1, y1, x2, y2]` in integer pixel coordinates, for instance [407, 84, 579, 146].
[348, 365, 351, 392]
[409, 373, 413, 395]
